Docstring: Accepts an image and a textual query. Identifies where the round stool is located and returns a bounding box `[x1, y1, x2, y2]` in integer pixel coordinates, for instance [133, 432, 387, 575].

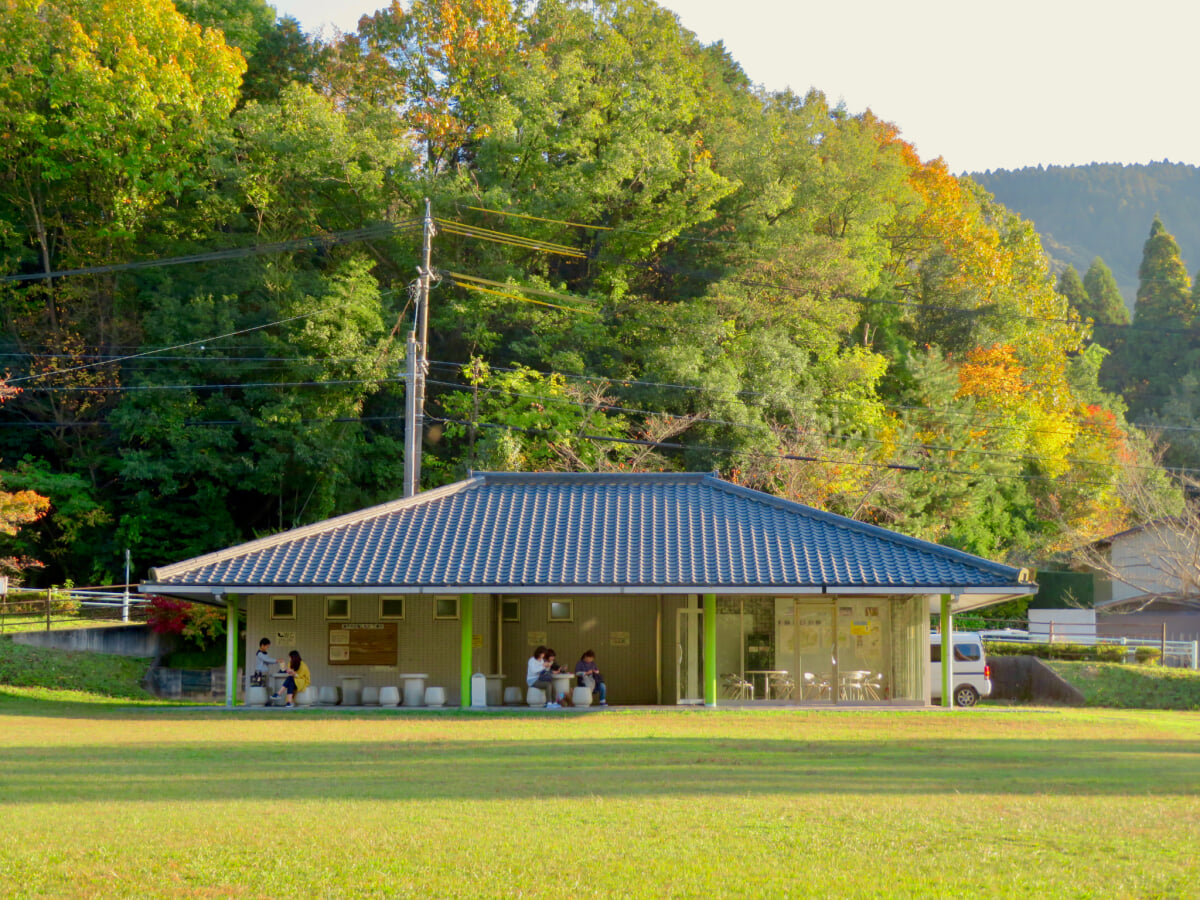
[526, 686, 547, 707]
[295, 687, 316, 707]
[361, 686, 380, 706]
[503, 686, 524, 706]
[379, 686, 400, 707]
[318, 686, 340, 706]
[247, 685, 268, 707]
[424, 686, 446, 708]
[572, 686, 593, 707]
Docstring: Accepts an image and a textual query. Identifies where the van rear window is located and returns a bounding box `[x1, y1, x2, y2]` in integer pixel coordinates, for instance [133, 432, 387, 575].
[931, 643, 983, 663]
[953, 643, 981, 662]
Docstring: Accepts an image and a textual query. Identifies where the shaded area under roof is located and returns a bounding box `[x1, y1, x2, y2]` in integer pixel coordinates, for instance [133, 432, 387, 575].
[143, 473, 1035, 603]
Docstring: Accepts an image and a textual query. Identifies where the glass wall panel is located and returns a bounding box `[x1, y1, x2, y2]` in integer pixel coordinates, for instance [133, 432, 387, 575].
[889, 595, 925, 701]
[792, 602, 834, 701]
[836, 600, 890, 701]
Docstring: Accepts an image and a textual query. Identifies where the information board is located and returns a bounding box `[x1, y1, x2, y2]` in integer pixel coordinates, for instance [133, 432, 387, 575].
[327, 623, 398, 666]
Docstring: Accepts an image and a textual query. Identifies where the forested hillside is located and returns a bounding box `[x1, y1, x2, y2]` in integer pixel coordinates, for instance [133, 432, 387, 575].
[973, 163, 1200, 305]
[0, 0, 1175, 586]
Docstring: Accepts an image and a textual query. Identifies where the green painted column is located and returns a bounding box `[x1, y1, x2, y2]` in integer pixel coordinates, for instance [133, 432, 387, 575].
[225, 593, 238, 708]
[703, 593, 717, 707]
[940, 593, 952, 709]
[460, 593, 474, 709]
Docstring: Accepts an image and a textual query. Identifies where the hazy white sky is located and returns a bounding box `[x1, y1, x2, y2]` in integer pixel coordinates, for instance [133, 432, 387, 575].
[272, 0, 1199, 174]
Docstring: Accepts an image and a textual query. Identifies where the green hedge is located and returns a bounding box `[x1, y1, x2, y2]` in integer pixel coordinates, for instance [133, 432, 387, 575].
[984, 641, 1126, 662]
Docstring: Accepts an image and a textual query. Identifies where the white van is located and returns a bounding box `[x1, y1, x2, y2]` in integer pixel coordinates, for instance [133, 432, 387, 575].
[930, 632, 991, 707]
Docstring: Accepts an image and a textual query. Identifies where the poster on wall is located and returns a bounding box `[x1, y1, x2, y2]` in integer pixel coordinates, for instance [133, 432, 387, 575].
[327, 623, 398, 666]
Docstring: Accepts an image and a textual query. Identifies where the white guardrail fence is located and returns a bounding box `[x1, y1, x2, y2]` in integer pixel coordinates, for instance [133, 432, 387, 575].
[976, 627, 1200, 669]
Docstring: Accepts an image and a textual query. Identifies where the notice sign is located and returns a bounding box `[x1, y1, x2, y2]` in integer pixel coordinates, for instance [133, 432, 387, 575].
[327, 623, 397, 666]
[527, 631, 547, 646]
[609, 631, 630, 647]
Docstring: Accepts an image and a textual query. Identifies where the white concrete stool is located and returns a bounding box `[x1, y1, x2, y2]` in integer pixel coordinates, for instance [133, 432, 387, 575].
[247, 685, 268, 707]
[503, 686, 524, 706]
[318, 686, 340, 706]
[424, 686, 446, 707]
[572, 686, 593, 707]
[361, 686, 380, 706]
[379, 686, 400, 707]
[526, 686, 547, 707]
[295, 686, 317, 707]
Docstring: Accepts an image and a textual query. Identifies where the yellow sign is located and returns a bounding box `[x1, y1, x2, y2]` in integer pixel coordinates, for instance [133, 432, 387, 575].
[527, 631, 547, 646]
[472, 634, 483, 648]
[610, 631, 630, 647]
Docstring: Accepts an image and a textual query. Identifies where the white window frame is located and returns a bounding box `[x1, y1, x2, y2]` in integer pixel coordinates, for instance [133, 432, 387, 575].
[549, 599, 574, 623]
[270, 595, 296, 620]
[434, 595, 459, 620]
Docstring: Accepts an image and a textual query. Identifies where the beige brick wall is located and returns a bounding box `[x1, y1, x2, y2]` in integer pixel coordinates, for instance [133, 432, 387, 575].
[243, 593, 495, 705]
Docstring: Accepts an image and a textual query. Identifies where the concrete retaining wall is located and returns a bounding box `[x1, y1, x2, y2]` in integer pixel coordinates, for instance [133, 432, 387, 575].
[989, 655, 1085, 705]
[10, 624, 173, 658]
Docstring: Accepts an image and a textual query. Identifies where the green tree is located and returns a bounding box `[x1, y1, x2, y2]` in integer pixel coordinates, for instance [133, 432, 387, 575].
[1134, 215, 1194, 328]
[1082, 257, 1130, 325]
[1057, 265, 1089, 317]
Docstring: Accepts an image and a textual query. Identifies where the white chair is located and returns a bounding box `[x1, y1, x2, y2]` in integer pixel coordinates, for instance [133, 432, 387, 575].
[721, 673, 754, 700]
[246, 685, 268, 707]
[424, 686, 446, 707]
[503, 686, 524, 705]
[318, 685, 340, 706]
[768, 672, 796, 700]
[572, 685, 593, 706]
[295, 686, 317, 707]
[803, 673, 830, 700]
[379, 686, 401, 707]
[526, 686, 547, 707]
[361, 686, 380, 706]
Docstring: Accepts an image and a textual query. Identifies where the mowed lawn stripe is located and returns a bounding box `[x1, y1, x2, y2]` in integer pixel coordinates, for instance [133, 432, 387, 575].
[0, 702, 1197, 898]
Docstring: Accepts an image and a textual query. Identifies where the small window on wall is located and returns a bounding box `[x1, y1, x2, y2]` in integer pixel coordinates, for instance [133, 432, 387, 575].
[380, 596, 405, 620]
[326, 595, 350, 620]
[549, 600, 573, 623]
[271, 595, 295, 620]
[501, 598, 520, 622]
[434, 596, 459, 620]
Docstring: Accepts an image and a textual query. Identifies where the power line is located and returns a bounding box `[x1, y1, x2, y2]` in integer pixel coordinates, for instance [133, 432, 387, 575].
[0, 220, 422, 283]
[6, 298, 401, 386]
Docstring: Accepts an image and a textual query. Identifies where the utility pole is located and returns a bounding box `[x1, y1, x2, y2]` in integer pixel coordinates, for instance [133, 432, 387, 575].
[404, 198, 436, 498]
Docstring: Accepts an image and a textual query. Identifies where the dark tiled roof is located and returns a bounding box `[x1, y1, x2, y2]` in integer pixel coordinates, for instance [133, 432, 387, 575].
[147, 473, 1032, 593]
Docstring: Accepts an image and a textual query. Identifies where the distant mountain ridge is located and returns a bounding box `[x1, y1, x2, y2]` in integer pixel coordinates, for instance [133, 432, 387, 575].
[971, 162, 1200, 306]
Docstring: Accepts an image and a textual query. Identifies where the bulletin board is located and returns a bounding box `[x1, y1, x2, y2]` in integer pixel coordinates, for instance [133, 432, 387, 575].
[327, 623, 398, 666]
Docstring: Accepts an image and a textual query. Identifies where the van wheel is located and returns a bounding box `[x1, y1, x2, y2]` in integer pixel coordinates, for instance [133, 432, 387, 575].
[954, 685, 979, 708]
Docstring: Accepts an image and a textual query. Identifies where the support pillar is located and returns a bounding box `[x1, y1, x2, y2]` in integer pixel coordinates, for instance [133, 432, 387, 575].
[703, 593, 717, 707]
[460, 593, 474, 708]
[940, 593, 953, 709]
[224, 593, 238, 709]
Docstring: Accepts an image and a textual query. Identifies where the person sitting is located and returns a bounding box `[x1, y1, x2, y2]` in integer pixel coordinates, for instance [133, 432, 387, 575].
[543, 648, 572, 707]
[574, 649, 607, 706]
[252, 637, 278, 688]
[526, 645, 560, 708]
[272, 650, 310, 708]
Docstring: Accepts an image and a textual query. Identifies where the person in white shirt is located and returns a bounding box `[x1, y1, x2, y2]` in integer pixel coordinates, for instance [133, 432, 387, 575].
[525, 645, 560, 708]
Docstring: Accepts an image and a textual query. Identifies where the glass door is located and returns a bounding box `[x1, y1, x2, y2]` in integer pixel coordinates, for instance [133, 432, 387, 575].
[676, 608, 704, 705]
[792, 602, 835, 703]
[836, 600, 890, 702]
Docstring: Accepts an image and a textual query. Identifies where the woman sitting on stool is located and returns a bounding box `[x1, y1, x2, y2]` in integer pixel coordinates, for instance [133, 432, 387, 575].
[272, 650, 310, 708]
[574, 649, 607, 706]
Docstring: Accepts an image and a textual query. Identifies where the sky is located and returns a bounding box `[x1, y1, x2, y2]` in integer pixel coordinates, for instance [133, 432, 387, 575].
[271, 0, 1200, 174]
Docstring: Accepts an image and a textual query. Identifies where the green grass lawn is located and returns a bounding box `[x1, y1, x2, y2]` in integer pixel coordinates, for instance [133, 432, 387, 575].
[0, 695, 1196, 899]
[1046, 660, 1200, 710]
